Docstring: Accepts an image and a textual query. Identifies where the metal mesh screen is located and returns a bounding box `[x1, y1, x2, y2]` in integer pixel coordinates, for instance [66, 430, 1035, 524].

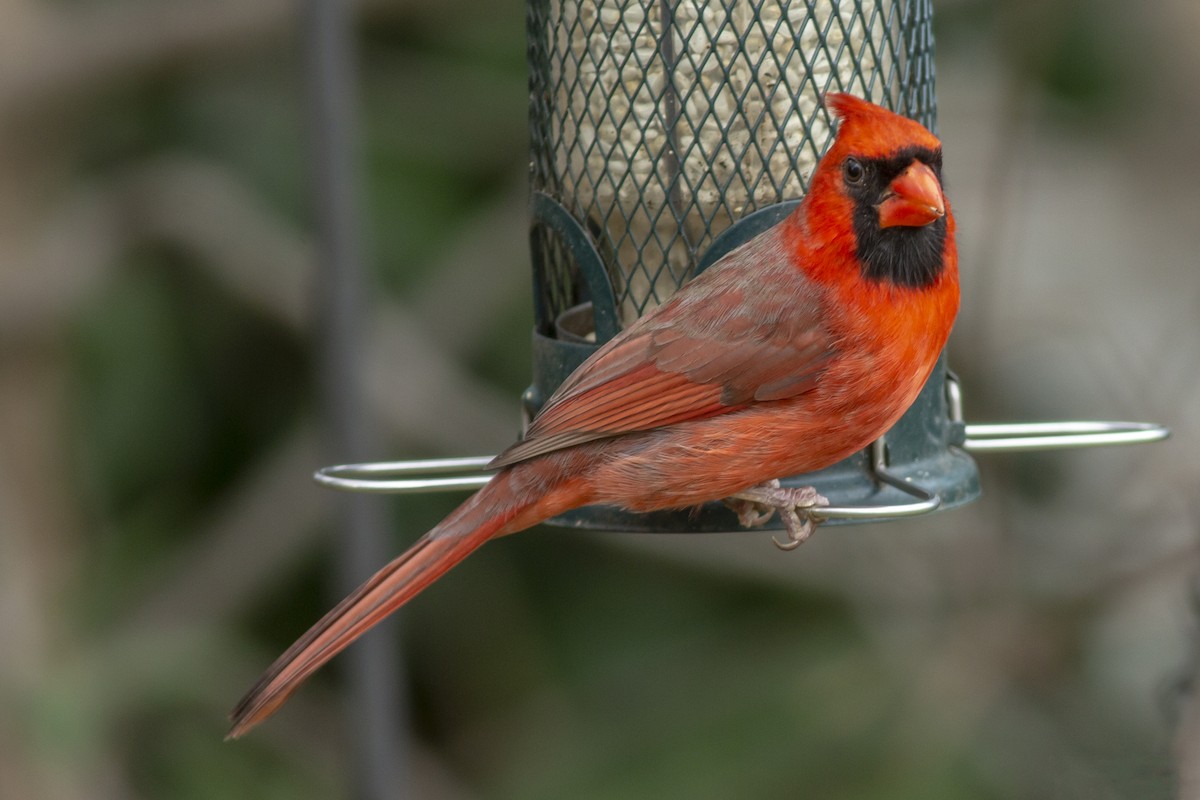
[527, 0, 937, 335]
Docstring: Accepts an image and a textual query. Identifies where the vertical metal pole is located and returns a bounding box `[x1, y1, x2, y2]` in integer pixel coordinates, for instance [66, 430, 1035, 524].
[302, 1, 408, 797]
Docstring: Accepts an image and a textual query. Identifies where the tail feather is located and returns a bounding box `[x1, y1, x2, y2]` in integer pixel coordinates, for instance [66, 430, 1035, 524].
[227, 471, 545, 739]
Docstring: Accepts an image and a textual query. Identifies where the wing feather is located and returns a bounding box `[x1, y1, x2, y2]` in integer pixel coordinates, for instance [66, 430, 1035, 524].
[491, 226, 836, 469]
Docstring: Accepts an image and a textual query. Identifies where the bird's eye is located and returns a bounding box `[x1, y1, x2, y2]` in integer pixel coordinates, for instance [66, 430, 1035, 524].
[843, 157, 865, 185]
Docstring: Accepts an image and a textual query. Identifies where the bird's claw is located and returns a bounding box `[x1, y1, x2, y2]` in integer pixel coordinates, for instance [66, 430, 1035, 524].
[726, 482, 829, 552]
[771, 505, 820, 551]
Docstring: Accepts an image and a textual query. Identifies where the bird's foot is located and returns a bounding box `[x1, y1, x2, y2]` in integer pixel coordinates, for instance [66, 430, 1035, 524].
[726, 482, 829, 551]
[723, 479, 782, 528]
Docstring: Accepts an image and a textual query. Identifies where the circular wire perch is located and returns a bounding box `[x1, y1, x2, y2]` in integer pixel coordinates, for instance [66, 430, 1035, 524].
[318, 0, 1169, 530]
[313, 406, 1169, 520]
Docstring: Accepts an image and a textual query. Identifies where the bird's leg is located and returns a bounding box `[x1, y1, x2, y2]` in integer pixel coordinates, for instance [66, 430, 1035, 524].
[727, 482, 829, 551]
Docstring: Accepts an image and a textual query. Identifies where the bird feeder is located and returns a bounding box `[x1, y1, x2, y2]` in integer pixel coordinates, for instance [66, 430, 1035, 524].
[316, 0, 1167, 536]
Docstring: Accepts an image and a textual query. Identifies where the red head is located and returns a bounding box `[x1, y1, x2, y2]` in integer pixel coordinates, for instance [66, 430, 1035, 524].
[801, 93, 953, 290]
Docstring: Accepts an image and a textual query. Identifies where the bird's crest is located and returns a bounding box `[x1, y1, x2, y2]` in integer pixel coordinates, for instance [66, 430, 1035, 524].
[823, 93, 941, 159]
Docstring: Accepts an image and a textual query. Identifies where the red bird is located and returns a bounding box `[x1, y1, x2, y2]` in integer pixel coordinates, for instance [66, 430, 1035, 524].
[228, 93, 958, 737]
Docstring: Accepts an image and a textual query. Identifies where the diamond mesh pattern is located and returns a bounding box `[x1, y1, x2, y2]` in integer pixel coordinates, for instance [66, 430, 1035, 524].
[528, 0, 937, 333]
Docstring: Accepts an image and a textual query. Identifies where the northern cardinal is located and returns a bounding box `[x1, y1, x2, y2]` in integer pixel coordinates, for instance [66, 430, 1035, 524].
[228, 93, 957, 738]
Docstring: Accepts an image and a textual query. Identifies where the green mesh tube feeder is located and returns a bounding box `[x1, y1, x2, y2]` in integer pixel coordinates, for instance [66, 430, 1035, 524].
[524, 0, 972, 530]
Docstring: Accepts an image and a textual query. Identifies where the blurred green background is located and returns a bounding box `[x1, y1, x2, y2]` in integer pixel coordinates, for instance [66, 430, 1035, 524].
[1, 0, 1198, 798]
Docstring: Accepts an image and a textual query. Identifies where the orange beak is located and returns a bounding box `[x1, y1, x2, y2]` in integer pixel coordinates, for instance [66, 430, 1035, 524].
[877, 161, 945, 228]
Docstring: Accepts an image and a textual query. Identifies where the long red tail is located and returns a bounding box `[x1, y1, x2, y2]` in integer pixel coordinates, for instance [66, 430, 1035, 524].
[227, 465, 578, 739]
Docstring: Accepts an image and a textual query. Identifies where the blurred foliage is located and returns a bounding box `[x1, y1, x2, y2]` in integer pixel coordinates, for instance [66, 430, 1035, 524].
[937, 0, 1129, 121]
[0, 0, 1195, 799]
[70, 246, 309, 624]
